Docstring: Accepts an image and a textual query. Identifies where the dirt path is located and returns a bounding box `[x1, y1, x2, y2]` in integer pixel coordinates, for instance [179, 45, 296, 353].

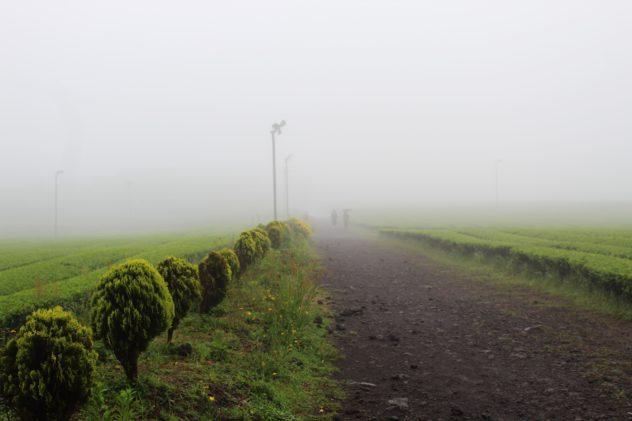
[315, 226, 632, 420]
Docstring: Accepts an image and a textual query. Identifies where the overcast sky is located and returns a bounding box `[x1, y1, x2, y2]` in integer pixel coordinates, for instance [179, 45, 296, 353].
[1, 1, 631, 235]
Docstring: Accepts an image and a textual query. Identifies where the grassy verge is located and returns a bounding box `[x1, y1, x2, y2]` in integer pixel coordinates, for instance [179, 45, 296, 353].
[379, 232, 632, 320]
[75, 239, 342, 420]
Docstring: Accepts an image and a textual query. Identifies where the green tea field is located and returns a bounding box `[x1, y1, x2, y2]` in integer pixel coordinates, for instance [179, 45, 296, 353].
[382, 227, 632, 305]
[0, 232, 232, 328]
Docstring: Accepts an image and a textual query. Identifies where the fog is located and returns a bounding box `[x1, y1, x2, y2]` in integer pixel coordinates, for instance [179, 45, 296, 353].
[1, 1, 631, 236]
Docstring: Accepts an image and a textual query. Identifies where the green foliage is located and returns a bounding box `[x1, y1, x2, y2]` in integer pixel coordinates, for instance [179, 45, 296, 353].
[90, 259, 174, 382]
[0, 233, 230, 329]
[265, 221, 289, 249]
[85, 237, 341, 420]
[157, 256, 202, 343]
[265, 224, 282, 249]
[286, 218, 313, 239]
[218, 248, 240, 280]
[198, 252, 232, 313]
[382, 228, 632, 302]
[0, 306, 97, 421]
[83, 385, 140, 421]
[234, 231, 258, 270]
[0, 243, 144, 297]
[251, 229, 272, 258]
[83, 383, 112, 421]
[113, 388, 138, 421]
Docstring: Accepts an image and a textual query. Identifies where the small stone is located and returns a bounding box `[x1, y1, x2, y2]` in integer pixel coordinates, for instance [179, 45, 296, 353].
[387, 397, 409, 410]
[336, 323, 346, 331]
[348, 381, 377, 388]
[523, 325, 543, 333]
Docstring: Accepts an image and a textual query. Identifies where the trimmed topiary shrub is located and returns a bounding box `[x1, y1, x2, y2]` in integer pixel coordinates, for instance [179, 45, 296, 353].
[218, 248, 240, 280]
[266, 221, 289, 249]
[90, 259, 174, 382]
[157, 256, 202, 343]
[198, 251, 232, 313]
[287, 218, 313, 239]
[0, 306, 97, 421]
[234, 231, 258, 270]
[251, 228, 272, 258]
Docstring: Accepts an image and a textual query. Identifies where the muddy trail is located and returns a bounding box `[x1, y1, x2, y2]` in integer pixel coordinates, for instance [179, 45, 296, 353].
[315, 226, 632, 420]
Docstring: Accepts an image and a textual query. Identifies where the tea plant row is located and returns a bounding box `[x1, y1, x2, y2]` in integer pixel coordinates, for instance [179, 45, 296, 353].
[382, 228, 632, 302]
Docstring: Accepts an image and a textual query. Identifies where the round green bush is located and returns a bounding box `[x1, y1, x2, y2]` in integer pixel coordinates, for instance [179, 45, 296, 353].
[0, 306, 97, 421]
[156, 256, 202, 343]
[266, 221, 289, 249]
[287, 218, 313, 239]
[90, 259, 174, 382]
[198, 251, 232, 313]
[218, 248, 240, 280]
[234, 231, 258, 270]
[251, 228, 272, 257]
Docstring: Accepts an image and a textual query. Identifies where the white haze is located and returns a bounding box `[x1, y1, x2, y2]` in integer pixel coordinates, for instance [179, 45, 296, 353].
[1, 1, 631, 236]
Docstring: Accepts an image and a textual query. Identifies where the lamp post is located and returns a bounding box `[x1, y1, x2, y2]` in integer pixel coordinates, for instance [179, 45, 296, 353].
[54, 169, 64, 238]
[285, 154, 293, 219]
[270, 120, 286, 220]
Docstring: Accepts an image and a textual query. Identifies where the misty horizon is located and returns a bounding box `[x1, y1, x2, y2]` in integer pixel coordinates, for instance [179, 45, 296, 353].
[2, 1, 632, 236]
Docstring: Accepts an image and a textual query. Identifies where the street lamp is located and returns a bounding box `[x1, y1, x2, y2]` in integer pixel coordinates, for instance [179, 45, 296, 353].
[270, 120, 286, 220]
[54, 169, 64, 238]
[495, 159, 502, 208]
[285, 154, 293, 219]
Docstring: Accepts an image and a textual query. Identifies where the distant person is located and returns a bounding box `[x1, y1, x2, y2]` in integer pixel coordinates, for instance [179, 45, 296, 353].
[331, 209, 338, 226]
[342, 209, 351, 228]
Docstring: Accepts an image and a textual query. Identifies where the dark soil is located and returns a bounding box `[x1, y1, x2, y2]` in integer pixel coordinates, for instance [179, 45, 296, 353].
[315, 226, 632, 420]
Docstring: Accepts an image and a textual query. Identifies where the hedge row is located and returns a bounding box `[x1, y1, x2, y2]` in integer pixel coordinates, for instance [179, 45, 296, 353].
[382, 228, 632, 302]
